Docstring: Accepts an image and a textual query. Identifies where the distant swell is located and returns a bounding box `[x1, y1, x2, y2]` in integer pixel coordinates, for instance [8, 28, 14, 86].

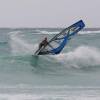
[32, 30, 100, 35]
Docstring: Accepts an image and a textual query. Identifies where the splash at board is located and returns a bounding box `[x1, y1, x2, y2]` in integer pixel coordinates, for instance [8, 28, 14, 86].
[34, 20, 85, 55]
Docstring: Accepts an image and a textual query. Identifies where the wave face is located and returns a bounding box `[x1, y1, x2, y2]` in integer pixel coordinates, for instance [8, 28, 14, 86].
[0, 28, 100, 100]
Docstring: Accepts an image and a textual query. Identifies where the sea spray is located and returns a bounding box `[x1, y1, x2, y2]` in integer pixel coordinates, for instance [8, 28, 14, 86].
[54, 46, 100, 69]
[8, 31, 38, 55]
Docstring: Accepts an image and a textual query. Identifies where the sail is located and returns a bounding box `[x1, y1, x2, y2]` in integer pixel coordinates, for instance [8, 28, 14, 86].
[35, 20, 85, 55]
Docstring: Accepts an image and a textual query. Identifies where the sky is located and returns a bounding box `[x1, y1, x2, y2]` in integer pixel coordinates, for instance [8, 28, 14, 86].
[0, 0, 100, 28]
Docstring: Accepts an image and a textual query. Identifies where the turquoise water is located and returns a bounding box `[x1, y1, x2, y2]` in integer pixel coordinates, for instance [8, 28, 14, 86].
[0, 28, 100, 100]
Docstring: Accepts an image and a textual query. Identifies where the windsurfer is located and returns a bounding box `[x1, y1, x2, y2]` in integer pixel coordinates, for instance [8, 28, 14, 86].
[39, 37, 48, 49]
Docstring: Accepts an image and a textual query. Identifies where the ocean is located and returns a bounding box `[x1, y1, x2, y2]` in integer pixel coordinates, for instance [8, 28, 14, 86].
[0, 28, 100, 100]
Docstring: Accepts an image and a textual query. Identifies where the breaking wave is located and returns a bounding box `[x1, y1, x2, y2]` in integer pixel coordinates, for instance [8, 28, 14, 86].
[54, 46, 100, 69]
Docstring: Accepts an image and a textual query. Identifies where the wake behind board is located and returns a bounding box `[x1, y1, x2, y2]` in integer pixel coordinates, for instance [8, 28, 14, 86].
[34, 20, 85, 55]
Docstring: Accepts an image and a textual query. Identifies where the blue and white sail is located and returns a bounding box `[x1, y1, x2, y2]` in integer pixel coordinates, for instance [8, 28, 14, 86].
[35, 20, 85, 55]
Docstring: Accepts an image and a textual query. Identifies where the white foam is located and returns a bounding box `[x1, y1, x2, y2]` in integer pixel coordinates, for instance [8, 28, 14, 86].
[40, 31, 59, 34]
[79, 30, 100, 35]
[32, 30, 59, 34]
[9, 31, 38, 55]
[54, 46, 100, 68]
[0, 84, 100, 100]
[0, 92, 100, 100]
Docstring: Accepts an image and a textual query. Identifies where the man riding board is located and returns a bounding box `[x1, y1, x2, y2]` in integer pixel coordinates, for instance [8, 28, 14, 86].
[39, 37, 48, 49]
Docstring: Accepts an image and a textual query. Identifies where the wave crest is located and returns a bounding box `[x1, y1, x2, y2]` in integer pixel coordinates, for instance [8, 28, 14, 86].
[55, 46, 100, 69]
